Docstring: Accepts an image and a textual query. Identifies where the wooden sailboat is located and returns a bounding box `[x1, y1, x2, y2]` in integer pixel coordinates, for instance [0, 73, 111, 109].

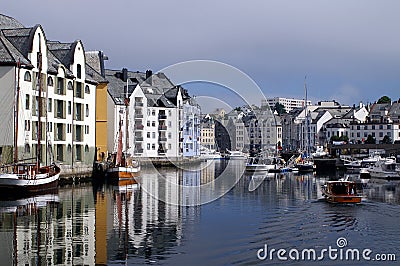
[0, 44, 60, 197]
[106, 79, 140, 185]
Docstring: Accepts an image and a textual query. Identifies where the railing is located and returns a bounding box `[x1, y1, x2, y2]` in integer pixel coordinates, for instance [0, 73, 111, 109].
[135, 124, 144, 130]
[135, 113, 144, 118]
[159, 137, 167, 142]
[158, 114, 167, 120]
[158, 125, 167, 130]
[135, 137, 143, 141]
[134, 102, 144, 107]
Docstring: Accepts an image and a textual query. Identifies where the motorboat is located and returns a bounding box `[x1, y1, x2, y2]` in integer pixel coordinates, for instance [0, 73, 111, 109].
[322, 178, 362, 203]
[226, 150, 248, 160]
[245, 157, 275, 172]
[200, 148, 222, 160]
[367, 157, 400, 180]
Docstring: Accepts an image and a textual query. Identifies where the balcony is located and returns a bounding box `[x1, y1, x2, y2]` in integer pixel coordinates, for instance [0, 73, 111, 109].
[158, 150, 166, 155]
[134, 102, 144, 107]
[159, 137, 167, 142]
[158, 125, 167, 131]
[135, 124, 144, 130]
[158, 114, 167, 120]
[135, 136, 144, 141]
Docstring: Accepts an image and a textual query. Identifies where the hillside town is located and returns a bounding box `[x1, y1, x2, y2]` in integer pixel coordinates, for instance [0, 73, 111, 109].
[0, 14, 399, 175]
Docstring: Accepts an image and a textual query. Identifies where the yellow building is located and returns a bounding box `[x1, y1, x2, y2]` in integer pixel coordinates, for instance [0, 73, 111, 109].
[86, 51, 109, 161]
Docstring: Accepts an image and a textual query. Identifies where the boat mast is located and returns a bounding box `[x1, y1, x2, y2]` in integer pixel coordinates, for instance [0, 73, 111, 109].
[14, 59, 21, 164]
[125, 77, 129, 158]
[304, 76, 309, 157]
[37, 37, 43, 169]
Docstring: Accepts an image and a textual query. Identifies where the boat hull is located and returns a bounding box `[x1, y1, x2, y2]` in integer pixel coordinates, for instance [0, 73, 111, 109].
[323, 193, 362, 204]
[0, 172, 59, 198]
[106, 166, 140, 186]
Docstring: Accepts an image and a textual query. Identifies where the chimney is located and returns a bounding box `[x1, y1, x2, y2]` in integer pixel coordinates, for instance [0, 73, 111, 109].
[146, 70, 152, 85]
[122, 68, 128, 82]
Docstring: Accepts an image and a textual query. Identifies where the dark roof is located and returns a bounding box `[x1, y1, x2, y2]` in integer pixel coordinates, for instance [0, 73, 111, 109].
[106, 68, 181, 107]
[0, 31, 32, 66]
[1, 27, 34, 58]
[47, 40, 78, 69]
[85, 63, 107, 84]
[0, 14, 24, 29]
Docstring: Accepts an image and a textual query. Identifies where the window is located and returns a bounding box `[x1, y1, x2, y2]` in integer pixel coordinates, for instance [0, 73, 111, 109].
[67, 81, 73, 90]
[76, 82, 83, 98]
[77, 64, 82, 79]
[147, 143, 150, 150]
[24, 120, 30, 131]
[364, 125, 367, 130]
[372, 125, 375, 130]
[47, 122, 52, 132]
[24, 144, 30, 153]
[168, 132, 172, 139]
[67, 144, 72, 152]
[152, 144, 155, 150]
[56, 77, 64, 94]
[147, 132, 150, 138]
[168, 110, 171, 116]
[25, 95, 30, 110]
[68, 101, 71, 115]
[168, 121, 172, 127]
[152, 132, 155, 138]
[24, 71, 31, 81]
[151, 110, 155, 116]
[147, 121, 150, 127]
[168, 144, 172, 150]
[387, 125, 392, 130]
[372, 132, 375, 137]
[85, 85, 90, 94]
[47, 76, 54, 87]
[85, 104, 89, 117]
[152, 121, 155, 127]
[379, 132, 383, 138]
[48, 98, 52, 112]
[85, 145, 89, 152]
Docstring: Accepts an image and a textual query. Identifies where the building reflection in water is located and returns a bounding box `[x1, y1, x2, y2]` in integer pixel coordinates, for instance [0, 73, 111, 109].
[1, 161, 400, 265]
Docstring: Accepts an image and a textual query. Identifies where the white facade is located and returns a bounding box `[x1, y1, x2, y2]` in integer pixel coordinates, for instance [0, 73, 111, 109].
[263, 97, 312, 112]
[0, 23, 96, 167]
[183, 100, 201, 157]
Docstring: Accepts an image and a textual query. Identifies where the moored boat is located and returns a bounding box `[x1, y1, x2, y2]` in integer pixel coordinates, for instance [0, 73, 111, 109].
[322, 178, 362, 203]
[226, 150, 248, 160]
[0, 52, 60, 197]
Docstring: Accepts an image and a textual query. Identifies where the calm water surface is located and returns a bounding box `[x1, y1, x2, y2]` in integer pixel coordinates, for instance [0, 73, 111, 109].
[0, 160, 399, 265]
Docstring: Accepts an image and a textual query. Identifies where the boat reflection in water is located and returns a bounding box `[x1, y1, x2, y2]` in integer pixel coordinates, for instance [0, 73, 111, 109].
[1, 160, 400, 265]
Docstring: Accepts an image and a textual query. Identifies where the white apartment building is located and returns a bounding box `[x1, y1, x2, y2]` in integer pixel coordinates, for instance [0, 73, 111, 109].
[107, 69, 192, 159]
[263, 97, 312, 113]
[0, 15, 96, 168]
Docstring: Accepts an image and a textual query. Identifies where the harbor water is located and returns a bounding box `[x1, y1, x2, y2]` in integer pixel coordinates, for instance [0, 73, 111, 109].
[0, 160, 399, 265]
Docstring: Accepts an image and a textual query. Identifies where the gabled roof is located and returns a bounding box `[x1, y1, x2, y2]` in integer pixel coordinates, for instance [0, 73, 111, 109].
[0, 31, 32, 66]
[47, 40, 78, 69]
[0, 14, 24, 30]
[85, 63, 107, 84]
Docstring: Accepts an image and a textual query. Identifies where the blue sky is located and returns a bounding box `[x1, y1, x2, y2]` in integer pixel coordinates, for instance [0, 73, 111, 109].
[3, 0, 400, 110]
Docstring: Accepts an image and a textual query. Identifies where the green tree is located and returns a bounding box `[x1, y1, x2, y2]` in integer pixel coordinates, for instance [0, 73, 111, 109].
[377, 96, 391, 104]
[382, 135, 392, 144]
[365, 134, 376, 144]
[273, 102, 287, 115]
